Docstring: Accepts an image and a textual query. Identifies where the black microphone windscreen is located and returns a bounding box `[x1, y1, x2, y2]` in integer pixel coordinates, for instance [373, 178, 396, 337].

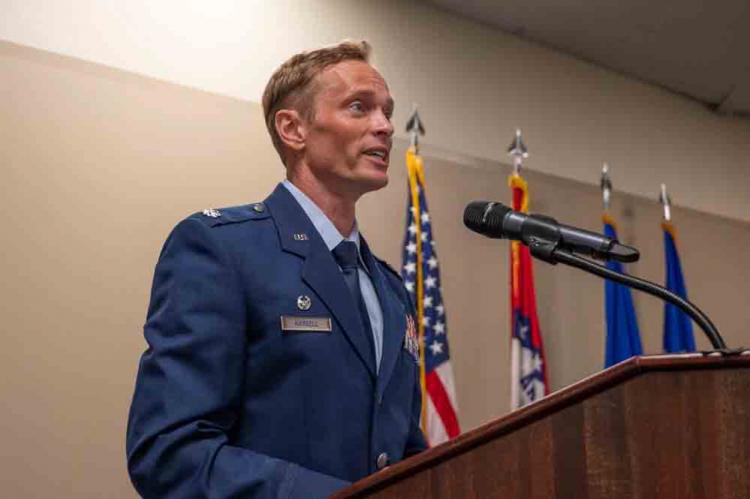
[463, 201, 511, 237]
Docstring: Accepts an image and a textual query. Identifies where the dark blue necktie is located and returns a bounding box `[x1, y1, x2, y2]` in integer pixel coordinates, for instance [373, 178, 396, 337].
[332, 241, 376, 366]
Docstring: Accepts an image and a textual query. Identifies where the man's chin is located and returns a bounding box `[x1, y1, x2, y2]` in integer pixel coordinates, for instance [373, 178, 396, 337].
[356, 157, 390, 192]
[360, 173, 389, 193]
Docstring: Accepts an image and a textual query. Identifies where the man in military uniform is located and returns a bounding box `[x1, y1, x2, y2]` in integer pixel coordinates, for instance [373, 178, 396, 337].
[126, 41, 427, 498]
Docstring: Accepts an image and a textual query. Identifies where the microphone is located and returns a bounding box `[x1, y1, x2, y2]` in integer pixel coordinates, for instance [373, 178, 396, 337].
[463, 201, 639, 262]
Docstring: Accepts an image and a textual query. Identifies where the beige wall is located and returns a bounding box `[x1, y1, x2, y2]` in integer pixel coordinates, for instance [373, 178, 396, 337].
[2, 0, 750, 223]
[2, 41, 749, 498]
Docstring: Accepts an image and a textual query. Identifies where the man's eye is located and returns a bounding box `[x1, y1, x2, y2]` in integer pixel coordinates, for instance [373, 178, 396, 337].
[349, 101, 364, 113]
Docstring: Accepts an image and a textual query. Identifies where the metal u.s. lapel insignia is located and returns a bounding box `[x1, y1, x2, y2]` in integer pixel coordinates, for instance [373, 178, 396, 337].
[297, 295, 312, 311]
[404, 314, 420, 363]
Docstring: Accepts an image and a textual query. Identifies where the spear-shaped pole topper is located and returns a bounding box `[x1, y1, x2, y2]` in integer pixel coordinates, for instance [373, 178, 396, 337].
[507, 128, 528, 175]
[601, 163, 613, 212]
[405, 104, 425, 153]
[660, 183, 672, 221]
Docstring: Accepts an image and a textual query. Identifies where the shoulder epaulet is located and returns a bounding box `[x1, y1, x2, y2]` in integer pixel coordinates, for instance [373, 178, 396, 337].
[193, 202, 270, 227]
[375, 256, 404, 282]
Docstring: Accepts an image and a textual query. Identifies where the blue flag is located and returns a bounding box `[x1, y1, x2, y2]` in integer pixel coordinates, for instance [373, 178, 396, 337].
[662, 222, 696, 352]
[603, 215, 643, 367]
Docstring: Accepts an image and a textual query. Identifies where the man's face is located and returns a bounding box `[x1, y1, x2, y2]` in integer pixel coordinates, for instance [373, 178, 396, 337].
[302, 60, 394, 199]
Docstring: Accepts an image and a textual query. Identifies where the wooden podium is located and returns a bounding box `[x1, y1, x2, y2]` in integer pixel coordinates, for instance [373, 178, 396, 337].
[334, 355, 750, 499]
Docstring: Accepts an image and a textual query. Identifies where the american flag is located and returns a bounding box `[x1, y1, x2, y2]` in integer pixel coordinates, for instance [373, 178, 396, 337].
[509, 173, 549, 409]
[401, 147, 460, 445]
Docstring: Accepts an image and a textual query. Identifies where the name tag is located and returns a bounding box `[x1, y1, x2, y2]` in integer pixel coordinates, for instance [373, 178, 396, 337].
[280, 315, 332, 332]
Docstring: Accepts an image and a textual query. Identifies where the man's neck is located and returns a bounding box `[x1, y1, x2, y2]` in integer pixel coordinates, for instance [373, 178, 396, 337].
[286, 170, 357, 237]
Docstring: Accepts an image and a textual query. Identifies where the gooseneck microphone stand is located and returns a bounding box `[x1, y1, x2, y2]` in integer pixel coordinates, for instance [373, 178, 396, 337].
[523, 236, 729, 351]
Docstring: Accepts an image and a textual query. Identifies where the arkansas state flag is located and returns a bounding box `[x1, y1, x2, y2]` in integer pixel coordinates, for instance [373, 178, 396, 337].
[509, 173, 549, 410]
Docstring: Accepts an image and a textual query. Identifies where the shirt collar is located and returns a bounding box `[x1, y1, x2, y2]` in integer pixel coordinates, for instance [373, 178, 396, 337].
[282, 180, 361, 252]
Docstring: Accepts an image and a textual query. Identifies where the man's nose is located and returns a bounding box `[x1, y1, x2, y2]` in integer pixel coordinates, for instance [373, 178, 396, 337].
[372, 110, 394, 137]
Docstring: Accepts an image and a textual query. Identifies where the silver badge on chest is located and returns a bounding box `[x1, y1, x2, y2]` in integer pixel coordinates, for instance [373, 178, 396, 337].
[297, 295, 312, 311]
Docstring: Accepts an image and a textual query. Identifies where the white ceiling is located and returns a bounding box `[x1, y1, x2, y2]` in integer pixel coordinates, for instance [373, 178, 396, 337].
[427, 0, 750, 116]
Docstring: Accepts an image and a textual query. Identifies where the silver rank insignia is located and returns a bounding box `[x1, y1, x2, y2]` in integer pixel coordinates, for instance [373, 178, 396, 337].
[293, 233, 309, 241]
[297, 295, 312, 311]
[202, 208, 221, 218]
[404, 314, 420, 363]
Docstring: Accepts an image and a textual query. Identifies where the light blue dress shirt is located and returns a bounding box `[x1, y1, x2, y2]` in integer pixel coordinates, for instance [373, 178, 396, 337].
[282, 180, 384, 370]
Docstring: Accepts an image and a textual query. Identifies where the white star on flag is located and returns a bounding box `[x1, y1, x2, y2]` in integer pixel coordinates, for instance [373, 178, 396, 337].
[429, 340, 443, 355]
[427, 256, 438, 269]
[425, 276, 437, 289]
[434, 321, 445, 335]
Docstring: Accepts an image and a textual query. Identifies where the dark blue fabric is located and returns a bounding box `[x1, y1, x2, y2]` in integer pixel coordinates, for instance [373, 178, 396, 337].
[332, 240, 359, 275]
[603, 222, 643, 368]
[126, 184, 427, 499]
[662, 229, 696, 352]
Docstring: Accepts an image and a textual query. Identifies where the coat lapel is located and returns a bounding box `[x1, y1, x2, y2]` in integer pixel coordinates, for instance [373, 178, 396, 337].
[264, 184, 377, 379]
[360, 237, 407, 398]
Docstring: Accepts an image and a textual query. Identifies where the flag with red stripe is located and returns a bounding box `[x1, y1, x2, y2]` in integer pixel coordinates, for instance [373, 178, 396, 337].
[401, 147, 460, 445]
[509, 173, 549, 409]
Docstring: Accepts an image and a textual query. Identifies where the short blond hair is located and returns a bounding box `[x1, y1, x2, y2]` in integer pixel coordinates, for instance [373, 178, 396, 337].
[261, 40, 371, 162]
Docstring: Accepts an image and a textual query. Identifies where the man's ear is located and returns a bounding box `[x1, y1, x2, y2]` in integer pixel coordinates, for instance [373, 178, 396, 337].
[275, 109, 306, 153]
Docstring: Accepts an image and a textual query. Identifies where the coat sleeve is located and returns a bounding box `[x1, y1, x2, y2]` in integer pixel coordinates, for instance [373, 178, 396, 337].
[404, 371, 429, 457]
[126, 218, 349, 499]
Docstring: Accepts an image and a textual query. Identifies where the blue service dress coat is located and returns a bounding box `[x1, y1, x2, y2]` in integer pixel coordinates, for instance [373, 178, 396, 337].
[126, 184, 427, 499]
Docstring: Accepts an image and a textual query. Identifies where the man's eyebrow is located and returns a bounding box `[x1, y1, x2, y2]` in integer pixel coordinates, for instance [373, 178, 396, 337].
[345, 89, 395, 110]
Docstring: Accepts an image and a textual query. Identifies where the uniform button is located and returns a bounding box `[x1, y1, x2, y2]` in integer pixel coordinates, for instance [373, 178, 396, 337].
[375, 393, 383, 405]
[376, 452, 389, 470]
[252, 203, 265, 213]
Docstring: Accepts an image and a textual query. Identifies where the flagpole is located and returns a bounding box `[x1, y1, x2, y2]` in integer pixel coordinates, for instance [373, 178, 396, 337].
[659, 183, 698, 353]
[506, 129, 548, 408]
[599, 164, 643, 367]
[601, 164, 619, 237]
[406, 105, 428, 432]
[660, 183, 676, 238]
[601, 163, 612, 213]
[507, 129, 527, 409]
[659, 183, 681, 259]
